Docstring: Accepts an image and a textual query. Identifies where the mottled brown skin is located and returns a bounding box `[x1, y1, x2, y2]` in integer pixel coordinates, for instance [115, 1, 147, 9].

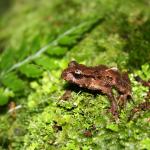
[61, 61, 132, 119]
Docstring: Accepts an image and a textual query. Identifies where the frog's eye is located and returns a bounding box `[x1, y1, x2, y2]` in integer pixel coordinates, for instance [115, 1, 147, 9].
[74, 73, 82, 79]
[75, 70, 82, 74]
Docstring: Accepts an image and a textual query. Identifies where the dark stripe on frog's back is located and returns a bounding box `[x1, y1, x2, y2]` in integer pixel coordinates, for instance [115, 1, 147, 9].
[77, 65, 109, 77]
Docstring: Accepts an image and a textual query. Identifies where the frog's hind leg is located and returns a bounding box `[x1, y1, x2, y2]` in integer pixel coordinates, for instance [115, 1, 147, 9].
[128, 101, 150, 121]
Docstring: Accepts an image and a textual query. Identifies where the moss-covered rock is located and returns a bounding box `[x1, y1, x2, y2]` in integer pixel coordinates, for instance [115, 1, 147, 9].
[0, 0, 150, 149]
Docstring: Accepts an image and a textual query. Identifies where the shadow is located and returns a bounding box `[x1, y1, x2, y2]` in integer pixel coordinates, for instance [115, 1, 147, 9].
[120, 15, 150, 69]
[0, 0, 12, 16]
[0, 0, 13, 54]
[0, 137, 10, 150]
[0, 105, 7, 114]
[58, 17, 105, 48]
[125, 20, 150, 69]
[0, 38, 7, 54]
[63, 83, 103, 97]
[118, 14, 150, 69]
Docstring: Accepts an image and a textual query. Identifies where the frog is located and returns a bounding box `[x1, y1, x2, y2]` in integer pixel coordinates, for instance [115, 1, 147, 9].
[61, 61, 132, 119]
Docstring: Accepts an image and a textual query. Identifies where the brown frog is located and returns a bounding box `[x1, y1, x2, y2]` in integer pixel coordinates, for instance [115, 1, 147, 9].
[61, 61, 132, 119]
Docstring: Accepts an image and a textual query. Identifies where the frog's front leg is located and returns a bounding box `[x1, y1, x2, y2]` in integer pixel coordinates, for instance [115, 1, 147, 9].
[108, 92, 119, 120]
[102, 88, 119, 120]
[118, 94, 127, 108]
[118, 94, 133, 109]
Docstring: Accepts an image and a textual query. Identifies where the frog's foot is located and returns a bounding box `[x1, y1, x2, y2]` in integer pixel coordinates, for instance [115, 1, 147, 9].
[107, 94, 119, 120]
[110, 103, 119, 121]
[107, 105, 119, 122]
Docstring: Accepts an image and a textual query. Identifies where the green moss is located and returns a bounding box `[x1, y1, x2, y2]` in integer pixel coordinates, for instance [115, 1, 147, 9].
[0, 0, 150, 149]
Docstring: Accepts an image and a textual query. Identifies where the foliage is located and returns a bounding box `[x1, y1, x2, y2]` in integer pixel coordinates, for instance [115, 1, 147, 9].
[0, 0, 150, 149]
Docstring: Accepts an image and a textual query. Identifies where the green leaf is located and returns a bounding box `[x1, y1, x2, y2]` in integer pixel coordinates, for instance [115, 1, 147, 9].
[0, 88, 14, 105]
[58, 35, 78, 46]
[1, 72, 25, 92]
[34, 55, 59, 70]
[0, 90, 9, 106]
[140, 138, 150, 150]
[19, 63, 43, 78]
[0, 50, 15, 71]
[142, 64, 149, 73]
[106, 123, 119, 132]
[142, 64, 150, 79]
[46, 46, 68, 56]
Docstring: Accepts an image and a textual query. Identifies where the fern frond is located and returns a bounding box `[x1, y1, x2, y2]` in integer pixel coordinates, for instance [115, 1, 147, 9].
[0, 17, 103, 93]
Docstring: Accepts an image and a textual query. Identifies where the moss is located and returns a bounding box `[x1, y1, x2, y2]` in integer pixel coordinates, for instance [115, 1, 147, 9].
[0, 0, 150, 149]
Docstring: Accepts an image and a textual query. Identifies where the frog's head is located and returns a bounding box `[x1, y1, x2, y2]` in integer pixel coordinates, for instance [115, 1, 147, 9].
[61, 61, 84, 83]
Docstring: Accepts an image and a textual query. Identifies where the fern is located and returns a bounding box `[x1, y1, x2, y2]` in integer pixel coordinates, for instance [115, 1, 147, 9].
[0, 17, 104, 101]
[19, 63, 43, 78]
[1, 72, 26, 92]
